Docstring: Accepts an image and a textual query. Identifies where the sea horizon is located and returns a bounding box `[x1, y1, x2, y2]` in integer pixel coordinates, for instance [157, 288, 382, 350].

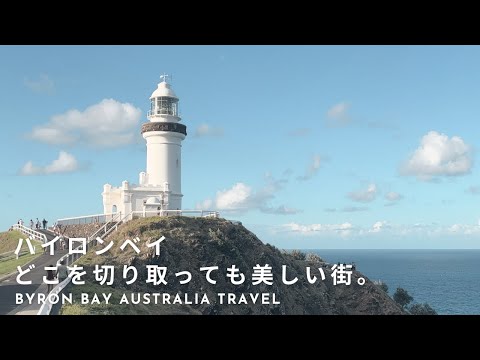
[299, 249, 480, 315]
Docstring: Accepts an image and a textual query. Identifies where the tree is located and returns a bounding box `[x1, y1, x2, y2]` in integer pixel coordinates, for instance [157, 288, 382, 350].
[305, 253, 323, 264]
[409, 303, 437, 315]
[290, 250, 306, 260]
[379, 282, 389, 293]
[373, 280, 388, 293]
[393, 287, 413, 309]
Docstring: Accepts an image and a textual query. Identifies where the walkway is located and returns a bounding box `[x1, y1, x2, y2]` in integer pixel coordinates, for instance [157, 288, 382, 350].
[0, 229, 67, 315]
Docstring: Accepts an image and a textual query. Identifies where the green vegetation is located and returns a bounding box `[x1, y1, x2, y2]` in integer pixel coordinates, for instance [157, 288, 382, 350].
[0, 231, 43, 277]
[392, 286, 437, 315]
[58, 216, 405, 315]
[305, 253, 324, 264]
[288, 249, 306, 260]
[393, 287, 414, 309]
[0, 231, 27, 253]
[377, 281, 389, 293]
[409, 303, 437, 315]
[60, 281, 200, 315]
[0, 252, 40, 277]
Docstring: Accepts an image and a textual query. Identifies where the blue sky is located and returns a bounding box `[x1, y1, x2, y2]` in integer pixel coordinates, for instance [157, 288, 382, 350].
[1, 45, 480, 249]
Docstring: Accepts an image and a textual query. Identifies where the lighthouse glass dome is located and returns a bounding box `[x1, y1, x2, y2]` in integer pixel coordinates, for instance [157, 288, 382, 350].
[150, 97, 178, 116]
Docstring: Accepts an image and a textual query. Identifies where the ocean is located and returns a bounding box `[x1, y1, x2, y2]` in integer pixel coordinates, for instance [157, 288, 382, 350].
[309, 249, 480, 315]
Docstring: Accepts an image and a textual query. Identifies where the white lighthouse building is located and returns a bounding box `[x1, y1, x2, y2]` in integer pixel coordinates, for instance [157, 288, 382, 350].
[102, 75, 187, 217]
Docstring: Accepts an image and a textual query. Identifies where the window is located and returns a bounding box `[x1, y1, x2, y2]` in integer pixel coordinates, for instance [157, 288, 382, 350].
[156, 97, 178, 116]
[150, 99, 155, 114]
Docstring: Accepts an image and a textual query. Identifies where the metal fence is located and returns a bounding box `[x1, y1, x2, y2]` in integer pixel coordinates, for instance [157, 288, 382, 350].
[11, 224, 48, 243]
[130, 210, 219, 219]
[57, 213, 117, 226]
[37, 211, 130, 315]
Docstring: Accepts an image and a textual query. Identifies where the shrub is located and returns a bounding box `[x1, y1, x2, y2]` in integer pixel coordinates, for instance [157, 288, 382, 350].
[393, 287, 413, 309]
[305, 253, 323, 264]
[409, 303, 437, 315]
[290, 250, 306, 260]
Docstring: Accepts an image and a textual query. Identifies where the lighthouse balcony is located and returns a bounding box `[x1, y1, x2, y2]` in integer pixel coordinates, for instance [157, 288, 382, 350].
[148, 109, 179, 117]
[141, 122, 187, 135]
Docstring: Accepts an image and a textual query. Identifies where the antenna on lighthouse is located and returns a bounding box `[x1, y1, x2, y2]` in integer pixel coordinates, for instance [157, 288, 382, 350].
[160, 73, 170, 83]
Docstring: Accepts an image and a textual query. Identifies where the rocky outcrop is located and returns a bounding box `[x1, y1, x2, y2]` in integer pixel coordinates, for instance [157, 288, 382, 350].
[72, 217, 404, 315]
[59, 223, 103, 239]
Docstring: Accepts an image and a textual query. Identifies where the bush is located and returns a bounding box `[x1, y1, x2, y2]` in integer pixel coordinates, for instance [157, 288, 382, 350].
[393, 287, 413, 309]
[409, 303, 437, 315]
[290, 250, 306, 260]
[379, 283, 389, 293]
[373, 280, 388, 293]
[305, 253, 323, 264]
[376, 281, 388, 293]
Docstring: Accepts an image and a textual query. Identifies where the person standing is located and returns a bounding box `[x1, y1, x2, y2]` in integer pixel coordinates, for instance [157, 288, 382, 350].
[56, 260, 68, 283]
[42, 218, 47, 230]
[46, 265, 56, 293]
[36, 218, 40, 230]
[30, 219, 34, 229]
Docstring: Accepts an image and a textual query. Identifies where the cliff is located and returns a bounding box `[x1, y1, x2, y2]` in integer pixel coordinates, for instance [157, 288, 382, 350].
[62, 217, 404, 315]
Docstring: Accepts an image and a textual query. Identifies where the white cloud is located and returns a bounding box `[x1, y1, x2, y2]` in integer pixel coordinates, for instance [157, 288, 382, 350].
[282, 222, 353, 235]
[447, 223, 480, 235]
[347, 183, 377, 203]
[197, 173, 298, 215]
[297, 154, 322, 181]
[19, 151, 79, 175]
[385, 191, 403, 202]
[28, 99, 142, 147]
[261, 205, 302, 215]
[370, 221, 388, 233]
[20, 161, 42, 176]
[197, 182, 255, 212]
[283, 222, 353, 237]
[216, 183, 252, 210]
[194, 124, 224, 137]
[24, 74, 55, 94]
[401, 131, 472, 180]
[277, 221, 480, 239]
[326, 102, 351, 126]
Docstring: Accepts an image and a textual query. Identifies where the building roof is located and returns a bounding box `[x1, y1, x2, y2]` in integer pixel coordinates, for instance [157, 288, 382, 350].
[145, 196, 162, 205]
[150, 81, 178, 100]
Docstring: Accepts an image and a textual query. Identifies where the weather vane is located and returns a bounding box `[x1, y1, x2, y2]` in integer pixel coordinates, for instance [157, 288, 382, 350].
[160, 73, 170, 83]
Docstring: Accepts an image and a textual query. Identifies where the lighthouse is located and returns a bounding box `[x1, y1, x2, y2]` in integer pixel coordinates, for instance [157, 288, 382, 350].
[102, 75, 187, 217]
[142, 74, 187, 209]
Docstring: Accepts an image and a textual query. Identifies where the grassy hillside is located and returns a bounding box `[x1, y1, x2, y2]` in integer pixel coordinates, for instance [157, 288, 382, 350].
[0, 230, 43, 277]
[0, 231, 26, 254]
[60, 216, 404, 315]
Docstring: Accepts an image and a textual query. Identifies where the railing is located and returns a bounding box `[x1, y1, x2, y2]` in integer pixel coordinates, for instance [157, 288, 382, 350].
[131, 210, 219, 219]
[38, 209, 219, 315]
[37, 248, 84, 316]
[38, 211, 133, 315]
[57, 213, 117, 226]
[147, 110, 176, 117]
[88, 212, 123, 241]
[11, 224, 48, 243]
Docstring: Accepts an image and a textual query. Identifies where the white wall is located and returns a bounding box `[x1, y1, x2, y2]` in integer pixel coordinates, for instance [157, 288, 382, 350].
[143, 130, 185, 208]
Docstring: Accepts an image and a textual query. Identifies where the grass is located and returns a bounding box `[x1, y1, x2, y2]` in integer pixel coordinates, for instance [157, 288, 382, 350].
[0, 230, 43, 277]
[0, 252, 42, 277]
[0, 231, 28, 253]
[60, 281, 200, 315]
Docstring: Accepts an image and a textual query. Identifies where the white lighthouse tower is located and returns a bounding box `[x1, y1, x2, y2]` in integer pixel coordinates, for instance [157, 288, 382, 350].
[102, 74, 187, 217]
[142, 74, 187, 209]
